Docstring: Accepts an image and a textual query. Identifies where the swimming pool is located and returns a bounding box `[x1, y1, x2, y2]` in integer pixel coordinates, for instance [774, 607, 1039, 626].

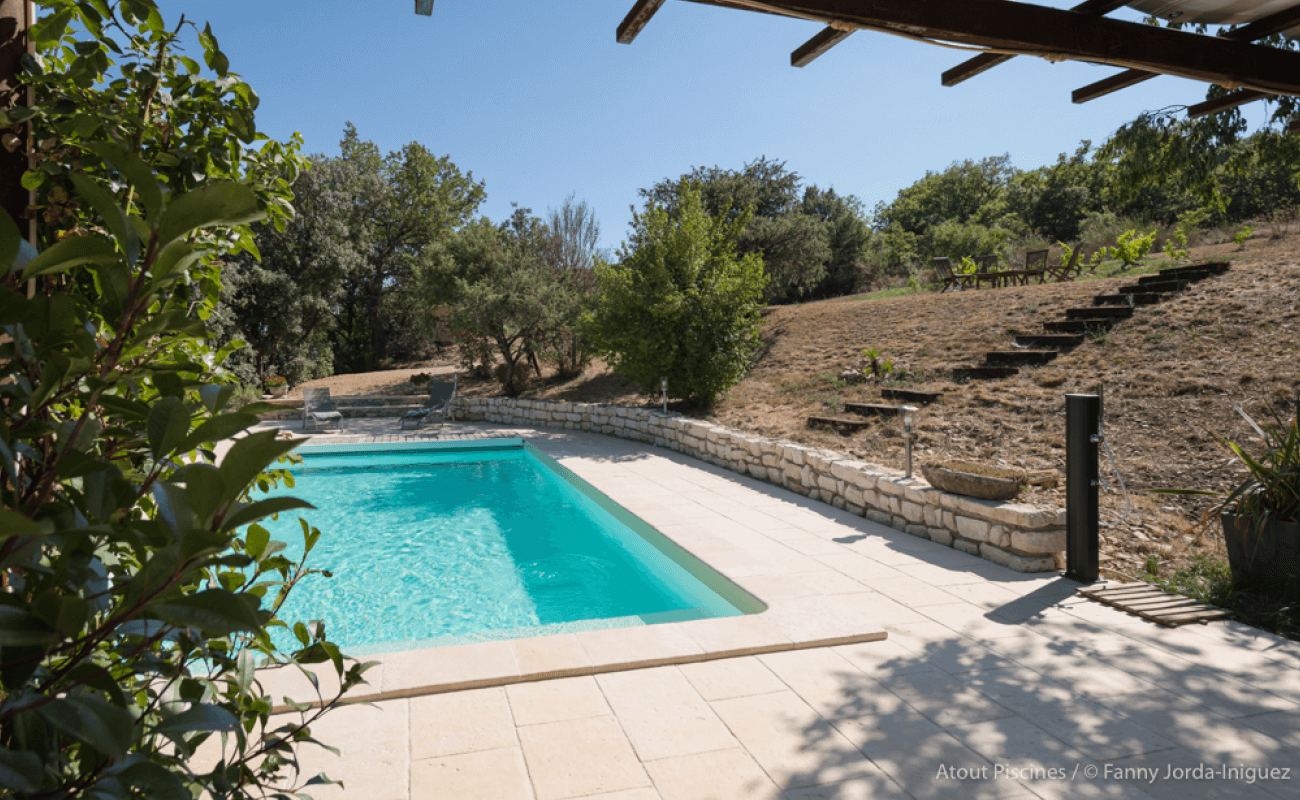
[260, 439, 763, 655]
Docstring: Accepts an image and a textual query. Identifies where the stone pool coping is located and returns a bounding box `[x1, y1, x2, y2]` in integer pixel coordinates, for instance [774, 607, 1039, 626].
[257, 426, 889, 712]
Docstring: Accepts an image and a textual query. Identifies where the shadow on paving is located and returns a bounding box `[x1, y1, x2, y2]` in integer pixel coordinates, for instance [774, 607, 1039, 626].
[755, 609, 1300, 800]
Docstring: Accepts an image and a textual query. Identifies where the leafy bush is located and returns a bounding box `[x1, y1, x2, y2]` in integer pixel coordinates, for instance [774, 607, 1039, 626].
[584, 186, 766, 406]
[1234, 225, 1255, 249]
[921, 219, 1014, 264]
[1106, 229, 1158, 268]
[0, 2, 368, 795]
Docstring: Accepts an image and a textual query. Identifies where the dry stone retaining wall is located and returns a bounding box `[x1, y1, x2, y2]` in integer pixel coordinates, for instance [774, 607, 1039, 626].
[451, 397, 1066, 573]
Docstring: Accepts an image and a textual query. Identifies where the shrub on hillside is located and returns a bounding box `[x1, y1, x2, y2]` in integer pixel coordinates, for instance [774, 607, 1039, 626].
[584, 186, 766, 406]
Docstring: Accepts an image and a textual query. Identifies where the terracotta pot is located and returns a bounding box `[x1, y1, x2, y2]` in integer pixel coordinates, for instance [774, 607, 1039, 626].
[1221, 512, 1300, 585]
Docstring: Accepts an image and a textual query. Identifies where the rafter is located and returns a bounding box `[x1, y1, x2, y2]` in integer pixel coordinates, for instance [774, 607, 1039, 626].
[672, 0, 1300, 96]
[1072, 0, 1300, 103]
[791, 25, 852, 67]
[1187, 89, 1269, 118]
[618, 0, 668, 44]
[942, 0, 1128, 87]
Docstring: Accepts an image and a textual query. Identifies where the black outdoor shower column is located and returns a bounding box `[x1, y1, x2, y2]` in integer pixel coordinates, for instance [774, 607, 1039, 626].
[1065, 393, 1101, 583]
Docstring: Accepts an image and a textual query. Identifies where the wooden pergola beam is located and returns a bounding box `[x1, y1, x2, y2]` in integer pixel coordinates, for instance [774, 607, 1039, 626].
[618, 0, 669, 44]
[673, 0, 1300, 96]
[1187, 88, 1269, 118]
[1072, 1, 1300, 103]
[791, 25, 852, 67]
[942, 0, 1128, 87]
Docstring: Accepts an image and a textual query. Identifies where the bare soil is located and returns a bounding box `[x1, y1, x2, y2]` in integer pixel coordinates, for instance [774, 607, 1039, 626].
[304, 233, 1300, 580]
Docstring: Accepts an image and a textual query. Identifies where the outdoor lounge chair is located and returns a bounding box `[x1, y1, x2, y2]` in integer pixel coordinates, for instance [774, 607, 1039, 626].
[1045, 245, 1085, 282]
[932, 257, 973, 292]
[400, 374, 458, 430]
[303, 387, 344, 432]
[972, 255, 1006, 289]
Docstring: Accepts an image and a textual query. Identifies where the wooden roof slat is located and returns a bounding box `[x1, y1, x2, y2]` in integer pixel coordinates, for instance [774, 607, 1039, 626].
[791, 25, 853, 67]
[672, 0, 1300, 96]
[1072, 0, 1300, 103]
[618, 0, 669, 44]
[1188, 88, 1269, 117]
[943, 0, 1128, 87]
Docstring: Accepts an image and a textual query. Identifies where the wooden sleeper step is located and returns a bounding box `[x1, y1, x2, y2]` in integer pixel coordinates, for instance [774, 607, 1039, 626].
[881, 387, 941, 404]
[843, 402, 906, 417]
[952, 366, 1020, 382]
[1014, 334, 1085, 349]
[1077, 582, 1231, 627]
[985, 350, 1058, 366]
[1066, 306, 1134, 319]
[807, 415, 873, 433]
[1044, 319, 1118, 333]
[1092, 293, 1162, 306]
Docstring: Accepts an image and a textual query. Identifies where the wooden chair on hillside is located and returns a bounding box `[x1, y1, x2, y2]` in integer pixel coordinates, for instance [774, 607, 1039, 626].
[1045, 246, 1085, 282]
[933, 257, 974, 292]
[972, 255, 1005, 289]
[1007, 248, 1049, 286]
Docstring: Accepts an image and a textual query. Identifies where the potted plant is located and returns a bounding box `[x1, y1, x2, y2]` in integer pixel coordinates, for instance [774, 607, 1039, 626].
[1165, 399, 1299, 586]
[264, 375, 289, 397]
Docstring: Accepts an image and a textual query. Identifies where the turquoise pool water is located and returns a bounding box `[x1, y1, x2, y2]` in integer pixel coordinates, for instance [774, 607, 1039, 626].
[259, 439, 760, 655]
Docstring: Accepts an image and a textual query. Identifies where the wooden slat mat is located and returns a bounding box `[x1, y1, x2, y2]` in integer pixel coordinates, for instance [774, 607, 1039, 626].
[1077, 583, 1231, 627]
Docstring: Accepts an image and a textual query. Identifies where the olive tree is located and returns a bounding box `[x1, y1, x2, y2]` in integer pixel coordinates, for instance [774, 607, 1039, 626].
[1, 2, 369, 796]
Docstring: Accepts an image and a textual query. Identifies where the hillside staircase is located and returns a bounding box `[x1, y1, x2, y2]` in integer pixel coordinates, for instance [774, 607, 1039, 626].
[951, 262, 1230, 382]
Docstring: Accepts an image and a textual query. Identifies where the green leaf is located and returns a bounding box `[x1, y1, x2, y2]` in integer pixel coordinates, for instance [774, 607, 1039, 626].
[30, 8, 74, 47]
[245, 522, 269, 559]
[223, 497, 313, 534]
[118, 760, 191, 800]
[97, 394, 151, 422]
[0, 747, 42, 793]
[146, 396, 191, 459]
[20, 233, 119, 281]
[153, 703, 238, 736]
[218, 430, 300, 503]
[83, 140, 164, 221]
[69, 172, 140, 265]
[199, 384, 237, 414]
[149, 589, 262, 635]
[0, 605, 60, 646]
[0, 200, 19, 273]
[35, 694, 134, 761]
[156, 182, 265, 248]
[149, 240, 203, 290]
[184, 464, 225, 520]
[174, 412, 259, 455]
[0, 508, 43, 539]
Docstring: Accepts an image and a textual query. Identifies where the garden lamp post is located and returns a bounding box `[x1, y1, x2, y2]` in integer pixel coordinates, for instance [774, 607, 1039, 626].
[902, 406, 918, 479]
[661, 377, 668, 413]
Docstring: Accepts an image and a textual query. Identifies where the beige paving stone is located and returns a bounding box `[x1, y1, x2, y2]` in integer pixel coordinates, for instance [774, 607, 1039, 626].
[258, 657, 385, 706]
[946, 715, 1086, 766]
[289, 699, 410, 800]
[939, 581, 1027, 610]
[781, 776, 913, 799]
[815, 552, 908, 582]
[381, 640, 518, 694]
[596, 666, 738, 761]
[411, 747, 534, 800]
[917, 602, 1048, 640]
[572, 791, 662, 800]
[830, 708, 1012, 800]
[894, 562, 1001, 587]
[409, 686, 516, 759]
[748, 545, 829, 574]
[678, 613, 792, 653]
[881, 668, 1018, 728]
[831, 639, 939, 679]
[506, 675, 611, 726]
[886, 623, 1019, 675]
[752, 593, 888, 645]
[511, 633, 593, 678]
[517, 715, 652, 800]
[779, 533, 855, 556]
[677, 656, 787, 701]
[576, 623, 705, 669]
[1094, 650, 1300, 719]
[709, 690, 885, 789]
[760, 647, 906, 719]
[790, 568, 873, 595]
[1240, 709, 1300, 749]
[869, 576, 963, 608]
[734, 573, 822, 601]
[643, 748, 783, 800]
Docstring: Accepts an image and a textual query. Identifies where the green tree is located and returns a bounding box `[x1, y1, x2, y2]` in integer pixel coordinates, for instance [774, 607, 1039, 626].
[444, 209, 570, 396]
[585, 186, 766, 406]
[328, 124, 485, 373]
[800, 186, 871, 297]
[1, 2, 369, 796]
[873, 155, 1016, 236]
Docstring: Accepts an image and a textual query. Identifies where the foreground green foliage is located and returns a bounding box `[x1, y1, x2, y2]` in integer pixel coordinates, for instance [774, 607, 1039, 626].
[585, 186, 766, 406]
[1, 2, 367, 795]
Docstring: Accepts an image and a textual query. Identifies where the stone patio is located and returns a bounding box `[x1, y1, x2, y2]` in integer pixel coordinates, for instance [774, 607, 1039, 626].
[246, 419, 1300, 800]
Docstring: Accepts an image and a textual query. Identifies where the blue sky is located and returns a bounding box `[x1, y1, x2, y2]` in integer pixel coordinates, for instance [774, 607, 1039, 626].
[165, 0, 1270, 251]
